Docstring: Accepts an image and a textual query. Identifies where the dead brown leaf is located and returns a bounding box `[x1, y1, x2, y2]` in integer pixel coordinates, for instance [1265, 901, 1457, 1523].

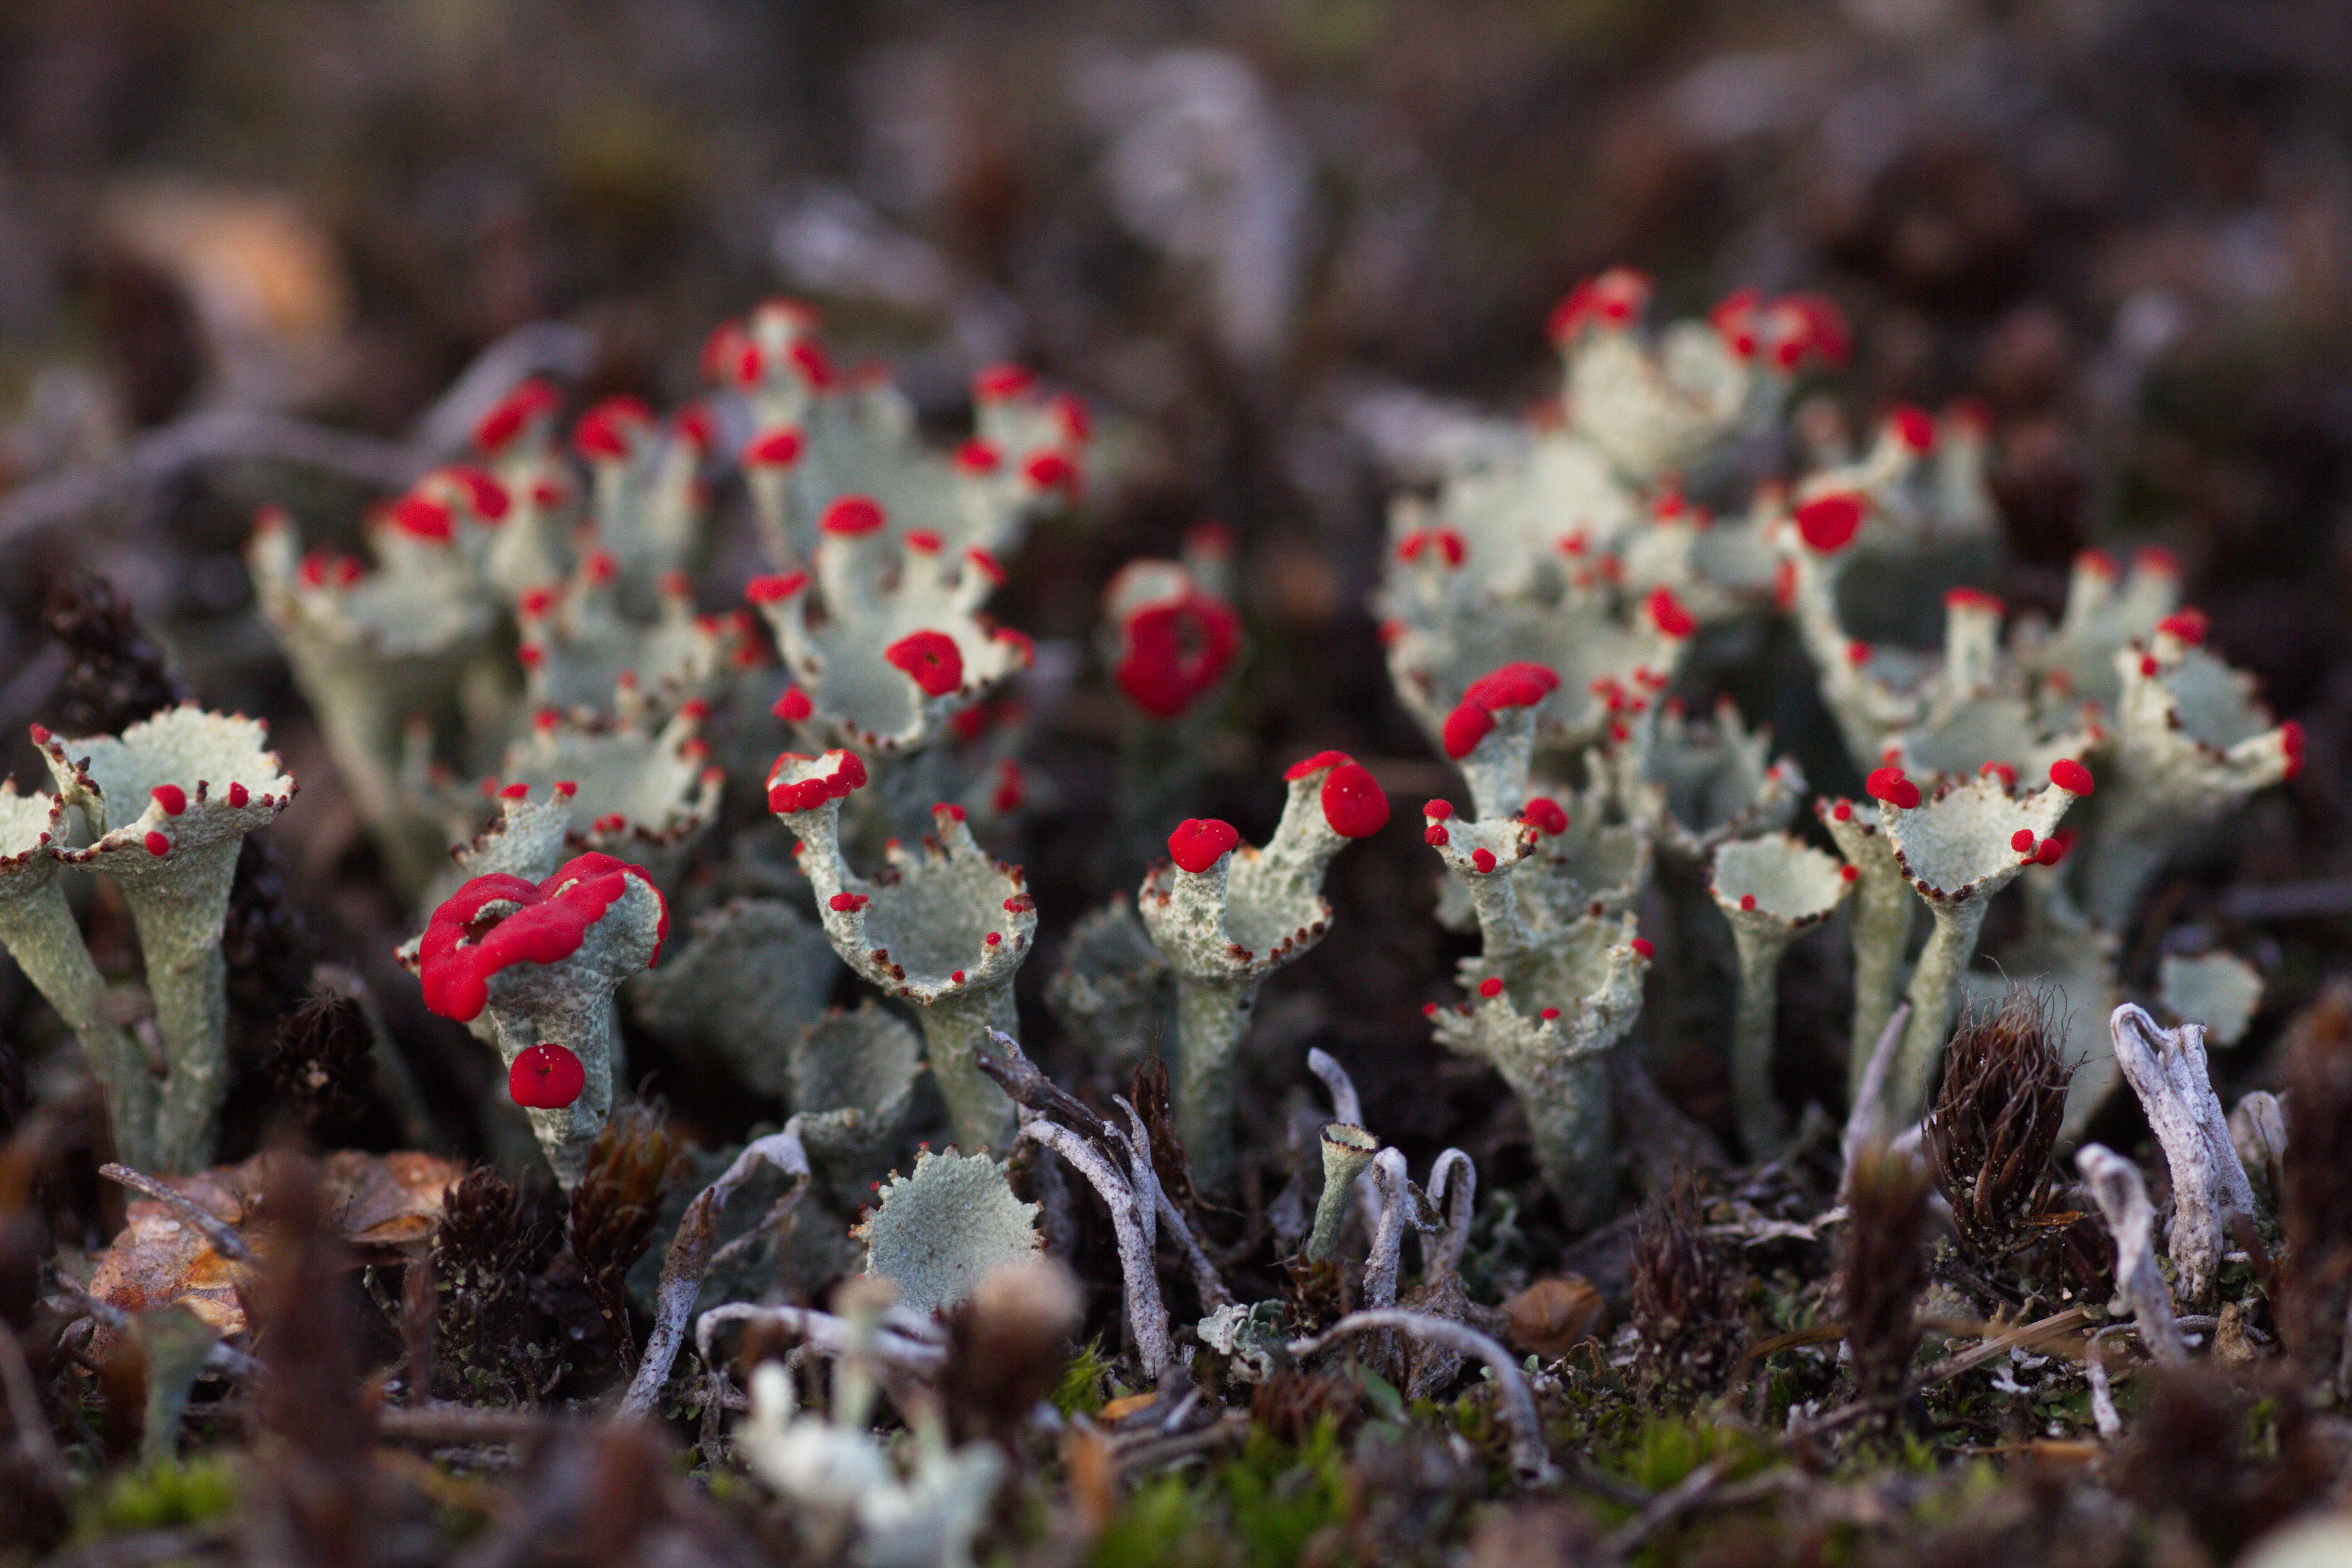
[1502, 1276, 1606, 1359]
[83, 1150, 463, 1339]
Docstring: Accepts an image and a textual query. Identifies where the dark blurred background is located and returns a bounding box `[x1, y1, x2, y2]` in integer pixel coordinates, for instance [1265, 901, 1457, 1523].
[0, 0, 2347, 1198]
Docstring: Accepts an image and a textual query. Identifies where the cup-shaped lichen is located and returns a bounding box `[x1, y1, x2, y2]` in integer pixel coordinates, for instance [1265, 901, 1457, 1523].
[569, 395, 711, 605]
[2011, 546, 2181, 715]
[484, 705, 726, 882]
[1871, 760, 2091, 1122]
[416, 852, 667, 1186]
[1308, 1123, 1380, 1261]
[1137, 752, 1389, 1188]
[515, 554, 750, 724]
[1379, 561, 1690, 764]
[246, 507, 494, 892]
[2077, 613, 2299, 926]
[1427, 918, 1649, 1229]
[1709, 834, 1853, 1158]
[1817, 796, 1917, 1098]
[769, 749, 1036, 1154]
[1610, 694, 1805, 863]
[713, 310, 1085, 566]
[0, 780, 152, 1163]
[755, 501, 1031, 752]
[38, 706, 296, 1171]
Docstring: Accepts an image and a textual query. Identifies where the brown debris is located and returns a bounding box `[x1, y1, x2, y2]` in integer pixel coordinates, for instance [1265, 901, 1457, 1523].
[562, 1103, 686, 1379]
[429, 1166, 563, 1405]
[240, 1151, 394, 1568]
[1838, 1142, 1933, 1412]
[943, 1255, 1083, 1446]
[40, 567, 186, 738]
[2280, 980, 2352, 1398]
[2114, 1367, 2332, 1562]
[83, 1149, 460, 1340]
[1501, 1276, 1606, 1360]
[1629, 1180, 1746, 1393]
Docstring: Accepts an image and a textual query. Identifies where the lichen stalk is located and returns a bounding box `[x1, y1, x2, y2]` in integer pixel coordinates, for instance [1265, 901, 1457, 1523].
[1818, 799, 1918, 1099]
[0, 808, 154, 1162]
[919, 985, 1022, 1161]
[1138, 753, 1382, 1189]
[114, 841, 238, 1173]
[1709, 833, 1850, 1160]
[1873, 766, 2087, 1122]
[1308, 1123, 1378, 1262]
[1726, 918, 1794, 1158]
[1432, 936, 1647, 1229]
[771, 750, 1036, 1154]
[40, 708, 296, 1171]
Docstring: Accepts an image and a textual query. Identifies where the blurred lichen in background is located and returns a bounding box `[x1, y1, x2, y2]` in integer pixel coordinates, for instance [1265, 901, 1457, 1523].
[0, 0, 2349, 1563]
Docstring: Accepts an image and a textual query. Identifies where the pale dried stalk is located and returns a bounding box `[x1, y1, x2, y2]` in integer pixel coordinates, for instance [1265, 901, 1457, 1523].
[1362, 1148, 1412, 1310]
[2076, 1142, 2188, 1366]
[621, 1124, 814, 1418]
[2107, 1002, 2256, 1303]
[1017, 1117, 1173, 1381]
[1287, 1310, 1553, 1482]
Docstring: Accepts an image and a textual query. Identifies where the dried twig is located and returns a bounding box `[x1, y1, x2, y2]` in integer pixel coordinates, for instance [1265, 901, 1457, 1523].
[2108, 1003, 2255, 1303]
[1361, 1148, 1412, 1309]
[0, 321, 595, 543]
[1839, 1002, 1910, 1192]
[1288, 1310, 1553, 1481]
[98, 1162, 253, 1264]
[694, 1303, 946, 1376]
[619, 1123, 815, 1418]
[1021, 1117, 1174, 1380]
[2077, 1143, 2188, 1363]
[1602, 1457, 1729, 1559]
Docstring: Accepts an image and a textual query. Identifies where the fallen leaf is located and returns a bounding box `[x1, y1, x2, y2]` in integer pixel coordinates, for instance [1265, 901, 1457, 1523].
[82, 1149, 464, 1340]
[1502, 1276, 1605, 1359]
[1098, 1391, 1157, 1422]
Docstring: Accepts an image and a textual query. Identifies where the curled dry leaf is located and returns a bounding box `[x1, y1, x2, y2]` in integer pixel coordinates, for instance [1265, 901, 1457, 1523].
[83, 1150, 464, 1338]
[1502, 1276, 1606, 1358]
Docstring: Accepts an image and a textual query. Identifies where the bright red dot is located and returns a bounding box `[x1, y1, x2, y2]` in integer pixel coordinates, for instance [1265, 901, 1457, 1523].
[510, 1043, 587, 1109]
[2049, 758, 2095, 796]
[1794, 493, 1865, 553]
[1319, 762, 1390, 839]
[1866, 767, 1921, 810]
[1168, 818, 1240, 874]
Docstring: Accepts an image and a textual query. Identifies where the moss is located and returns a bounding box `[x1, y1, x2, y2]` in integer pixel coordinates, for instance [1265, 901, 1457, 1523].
[76, 1454, 241, 1539]
[1054, 1341, 1115, 1418]
[1220, 1420, 1356, 1568]
[1089, 1473, 1220, 1568]
[1602, 1415, 1770, 1493]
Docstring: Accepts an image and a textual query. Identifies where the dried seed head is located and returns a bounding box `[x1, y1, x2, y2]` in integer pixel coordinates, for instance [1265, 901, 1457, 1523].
[429, 1165, 562, 1403]
[1838, 1141, 1932, 1408]
[1628, 1179, 1744, 1391]
[1925, 989, 2071, 1265]
[41, 568, 186, 737]
[262, 989, 376, 1139]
